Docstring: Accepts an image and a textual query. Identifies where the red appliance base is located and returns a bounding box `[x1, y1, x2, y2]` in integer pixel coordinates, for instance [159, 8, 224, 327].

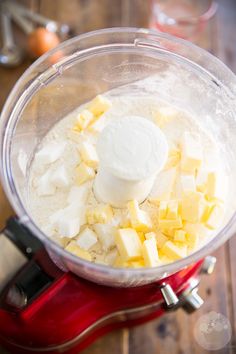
[0, 258, 203, 354]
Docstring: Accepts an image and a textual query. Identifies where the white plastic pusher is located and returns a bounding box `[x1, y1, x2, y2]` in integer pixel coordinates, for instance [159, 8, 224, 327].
[94, 116, 168, 208]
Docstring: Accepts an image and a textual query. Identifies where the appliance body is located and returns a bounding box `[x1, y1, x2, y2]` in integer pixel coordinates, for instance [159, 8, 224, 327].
[0, 28, 235, 353]
[0, 219, 215, 354]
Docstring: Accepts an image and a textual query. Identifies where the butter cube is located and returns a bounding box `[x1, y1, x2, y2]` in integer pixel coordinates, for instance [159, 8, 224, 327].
[166, 200, 179, 220]
[158, 216, 182, 230]
[164, 149, 181, 169]
[186, 233, 199, 249]
[205, 204, 225, 230]
[206, 172, 227, 202]
[86, 204, 113, 224]
[87, 115, 107, 134]
[65, 241, 92, 261]
[184, 222, 212, 238]
[161, 241, 187, 260]
[138, 232, 145, 243]
[200, 200, 212, 223]
[115, 228, 142, 261]
[149, 168, 176, 203]
[76, 227, 98, 250]
[87, 95, 112, 117]
[174, 230, 186, 242]
[196, 168, 208, 192]
[145, 232, 156, 241]
[73, 109, 94, 131]
[181, 191, 204, 223]
[156, 231, 168, 249]
[142, 239, 159, 267]
[180, 174, 196, 193]
[113, 257, 129, 268]
[105, 249, 118, 265]
[153, 106, 177, 128]
[161, 228, 175, 238]
[181, 132, 203, 173]
[128, 260, 145, 268]
[159, 201, 168, 219]
[79, 142, 99, 168]
[76, 162, 95, 185]
[127, 200, 152, 232]
[93, 224, 116, 250]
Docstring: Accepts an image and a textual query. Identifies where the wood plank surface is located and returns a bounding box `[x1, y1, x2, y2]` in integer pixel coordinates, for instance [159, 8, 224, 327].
[0, 1, 235, 354]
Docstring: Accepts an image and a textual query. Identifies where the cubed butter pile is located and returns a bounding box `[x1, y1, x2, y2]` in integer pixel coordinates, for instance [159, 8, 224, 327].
[32, 96, 228, 269]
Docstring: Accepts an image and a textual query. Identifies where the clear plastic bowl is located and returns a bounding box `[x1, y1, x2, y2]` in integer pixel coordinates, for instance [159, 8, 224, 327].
[1, 28, 236, 287]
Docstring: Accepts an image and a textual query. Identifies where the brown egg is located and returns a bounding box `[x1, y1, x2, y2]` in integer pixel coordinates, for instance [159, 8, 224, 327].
[28, 27, 60, 58]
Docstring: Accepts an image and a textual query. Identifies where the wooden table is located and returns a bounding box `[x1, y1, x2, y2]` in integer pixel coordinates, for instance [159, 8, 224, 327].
[0, 1, 236, 353]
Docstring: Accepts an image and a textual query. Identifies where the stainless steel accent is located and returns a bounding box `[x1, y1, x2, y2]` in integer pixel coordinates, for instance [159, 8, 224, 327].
[6, 5, 34, 34]
[0, 233, 27, 293]
[181, 277, 204, 313]
[6, 1, 70, 37]
[160, 283, 179, 308]
[201, 256, 217, 275]
[0, 7, 23, 67]
[5, 284, 27, 309]
[183, 287, 204, 312]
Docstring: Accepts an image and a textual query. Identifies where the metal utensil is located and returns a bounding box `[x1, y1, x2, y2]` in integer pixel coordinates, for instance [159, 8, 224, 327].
[6, 1, 70, 38]
[0, 8, 23, 67]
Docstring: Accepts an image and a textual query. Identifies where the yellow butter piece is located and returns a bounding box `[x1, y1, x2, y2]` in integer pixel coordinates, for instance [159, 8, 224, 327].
[76, 162, 95, 185]
[166, 200, 179, 220]
[115, 228, 142, 261]
[181, 191, 204, 223]
[155, 231, 168, 249]
[87, 95, 112, 117]
[180, 174, 196, 193]
[159, 201, 168, 219]
[184, 222, 212, 238]
[161, 228, 175, 238]
[159, 254, 172, 264]
[200, 200, 212, 223]
[113, 256, 129, 268]
[186, 232, 199, 249]
[65, 241, 92, 261]
[196, 168, 208, 192]
[181, 132, 203, 173]
[79, 141, 99, 168]
[159, 216, 182, 230]
[128, 260, 145, 268]
[73, 109, 94, 131]
[86, 204, 113, 224]
[161, 241, 187, 260]
[127, 200, 152, 232]
[87, 115, 107, 134]
[164, 149, 181, 169]
[153, 106, 177, 128]
[206, 172, 227, 202]
[174, 230, 186, 242]
[205, 204, 225, 230]
[145, 232, 156, 241]
[142, 239, 159, 267]
[138, 232, 145, 243]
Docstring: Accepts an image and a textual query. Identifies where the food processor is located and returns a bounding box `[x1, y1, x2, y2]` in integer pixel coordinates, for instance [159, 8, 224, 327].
[0, 28, 236, 354]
